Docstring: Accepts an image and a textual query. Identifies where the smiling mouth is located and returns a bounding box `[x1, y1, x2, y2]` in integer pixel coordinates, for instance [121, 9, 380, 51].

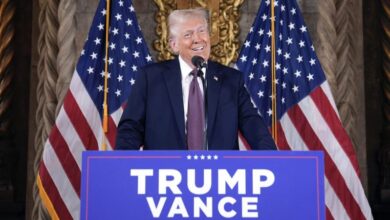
[192, 46, 204, 51]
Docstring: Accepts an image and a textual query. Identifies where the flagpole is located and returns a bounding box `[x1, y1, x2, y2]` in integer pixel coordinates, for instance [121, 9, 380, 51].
[270, 0, 278, 145]
[102, 0, 111, 151]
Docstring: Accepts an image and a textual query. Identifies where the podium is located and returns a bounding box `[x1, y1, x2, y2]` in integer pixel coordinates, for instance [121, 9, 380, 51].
[80, 150, 325, 219]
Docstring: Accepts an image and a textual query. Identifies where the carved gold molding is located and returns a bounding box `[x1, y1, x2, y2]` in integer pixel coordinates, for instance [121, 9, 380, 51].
[153, 0, 244, 65]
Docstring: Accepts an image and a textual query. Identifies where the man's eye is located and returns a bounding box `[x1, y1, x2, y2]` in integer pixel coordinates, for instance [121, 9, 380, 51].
[184, 33, 191, 38]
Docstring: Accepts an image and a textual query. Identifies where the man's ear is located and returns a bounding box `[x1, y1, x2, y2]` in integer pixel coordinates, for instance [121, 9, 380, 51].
[169, 38, 179, 54]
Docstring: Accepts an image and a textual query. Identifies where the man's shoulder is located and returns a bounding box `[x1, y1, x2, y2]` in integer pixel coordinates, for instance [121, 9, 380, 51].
[142, 59, 178, 72]
[208, 60, 243, 77]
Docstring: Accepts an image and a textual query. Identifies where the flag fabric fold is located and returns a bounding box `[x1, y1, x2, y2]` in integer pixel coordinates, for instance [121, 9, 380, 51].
[37, 0, 152, 218]
[236, 0, 372, 219]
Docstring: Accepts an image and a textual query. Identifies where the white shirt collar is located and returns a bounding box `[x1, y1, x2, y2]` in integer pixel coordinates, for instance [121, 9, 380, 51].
[178, 56, 193, 80]
[178, 55, 207, 79]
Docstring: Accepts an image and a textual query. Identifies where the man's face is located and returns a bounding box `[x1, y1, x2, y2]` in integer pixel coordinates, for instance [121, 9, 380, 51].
[170, 17, 211, 68]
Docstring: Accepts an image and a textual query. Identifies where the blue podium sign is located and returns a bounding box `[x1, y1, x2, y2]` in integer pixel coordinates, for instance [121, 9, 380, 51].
[81, 151, 324, 220]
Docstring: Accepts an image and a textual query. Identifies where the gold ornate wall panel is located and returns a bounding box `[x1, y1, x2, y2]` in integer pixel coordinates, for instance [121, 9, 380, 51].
[153, 0, 244, 65]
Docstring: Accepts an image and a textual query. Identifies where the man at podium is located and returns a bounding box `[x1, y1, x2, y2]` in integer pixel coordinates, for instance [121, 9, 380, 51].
[116, 8, 275, 151]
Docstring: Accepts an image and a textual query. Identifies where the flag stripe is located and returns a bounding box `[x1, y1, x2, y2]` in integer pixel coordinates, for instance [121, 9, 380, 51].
[311, 85, 359, 173]
[324, 178, 350, 220]
[107, 107, 123, 149]
[49, 126, 81, 196]
[303, 89, 371, 219]
[64, 91, 98, 150]
[39, 166, 71, 220]
[287, 102, 365, 220]
[41, 142, 80, 219]
[111, 106, 123, 126]
[279, 114, 350, 219]
[70, 72, 112, 150]
[321, 82, 339, 116]
[326, 208, 334, 220]
[55, 106, 84, 169]
[70, 73, 104, 147]
[238, 132, 251, 150]
[276, 122, 289, 150]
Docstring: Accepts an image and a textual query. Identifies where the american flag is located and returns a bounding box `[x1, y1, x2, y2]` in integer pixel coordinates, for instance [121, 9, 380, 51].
[236, 0, 373, 219]
[37, 0, 152, 219]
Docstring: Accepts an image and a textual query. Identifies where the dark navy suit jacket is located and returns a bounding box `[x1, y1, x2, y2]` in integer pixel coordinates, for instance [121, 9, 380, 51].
[115, 58, 276, 150]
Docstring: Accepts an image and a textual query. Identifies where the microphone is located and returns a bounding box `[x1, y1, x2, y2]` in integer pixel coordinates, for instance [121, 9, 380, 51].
[191, 56, 207, 69]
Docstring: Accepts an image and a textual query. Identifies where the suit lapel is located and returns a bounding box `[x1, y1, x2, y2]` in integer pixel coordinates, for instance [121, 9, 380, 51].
[206, 61, 223, 140]
[162, 59, 186, 144]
